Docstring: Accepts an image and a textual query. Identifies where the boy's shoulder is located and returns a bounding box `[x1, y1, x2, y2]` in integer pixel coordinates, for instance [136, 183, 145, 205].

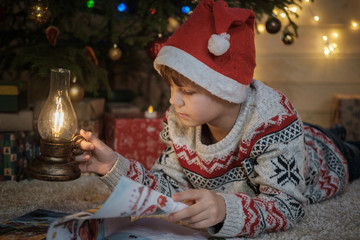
[250, 79, 281, 97]
[249, 79, 298, 123]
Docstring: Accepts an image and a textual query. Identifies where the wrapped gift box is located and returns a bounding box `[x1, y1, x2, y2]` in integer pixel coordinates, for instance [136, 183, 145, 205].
[0, 82, 28, 112]
[104, 113, 166, 169]
[0, 131, 40, 181]
[0, 109, 34, 131]
[331, 94, 360, 141]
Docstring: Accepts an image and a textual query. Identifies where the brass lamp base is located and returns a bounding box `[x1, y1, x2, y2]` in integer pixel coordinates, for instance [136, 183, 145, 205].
[27, 139, 81, 181]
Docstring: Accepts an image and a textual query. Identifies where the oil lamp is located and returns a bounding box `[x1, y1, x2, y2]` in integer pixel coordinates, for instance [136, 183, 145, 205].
[27, 68, 83, 181]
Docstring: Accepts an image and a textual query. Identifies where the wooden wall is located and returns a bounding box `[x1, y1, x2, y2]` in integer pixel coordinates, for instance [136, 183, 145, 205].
[254, 0, 360, 127]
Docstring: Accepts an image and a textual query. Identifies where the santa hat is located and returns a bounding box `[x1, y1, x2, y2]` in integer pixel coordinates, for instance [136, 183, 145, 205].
[154, 0, 256, 103]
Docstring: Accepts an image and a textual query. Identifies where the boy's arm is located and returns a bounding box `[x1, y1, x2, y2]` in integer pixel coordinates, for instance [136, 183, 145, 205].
[100, 121, 192, 197]
[210, 127, 307, 237]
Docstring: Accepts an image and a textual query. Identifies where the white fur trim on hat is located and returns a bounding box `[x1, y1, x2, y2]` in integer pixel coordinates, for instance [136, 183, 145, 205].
[208, 33, 230, 56]
[154, 46, 249, 103]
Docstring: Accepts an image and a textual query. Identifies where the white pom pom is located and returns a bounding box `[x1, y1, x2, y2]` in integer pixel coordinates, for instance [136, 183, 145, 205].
[208, 33, 230, 56]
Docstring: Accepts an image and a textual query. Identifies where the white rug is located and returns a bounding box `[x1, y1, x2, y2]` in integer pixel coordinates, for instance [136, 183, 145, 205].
[0, 176, 359, 239]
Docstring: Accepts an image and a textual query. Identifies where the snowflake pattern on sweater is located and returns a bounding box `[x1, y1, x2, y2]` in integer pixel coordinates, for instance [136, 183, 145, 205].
[101, 79, 349, 237]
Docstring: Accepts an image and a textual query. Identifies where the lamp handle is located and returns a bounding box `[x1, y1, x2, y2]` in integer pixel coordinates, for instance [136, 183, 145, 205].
[71, 135, 86, 156]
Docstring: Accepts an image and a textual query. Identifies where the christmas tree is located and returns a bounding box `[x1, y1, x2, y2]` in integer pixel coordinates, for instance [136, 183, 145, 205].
[0, 0, 308, 105]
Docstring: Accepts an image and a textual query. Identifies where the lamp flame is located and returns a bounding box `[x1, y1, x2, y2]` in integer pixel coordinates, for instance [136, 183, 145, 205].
[53, 96, 64, 138]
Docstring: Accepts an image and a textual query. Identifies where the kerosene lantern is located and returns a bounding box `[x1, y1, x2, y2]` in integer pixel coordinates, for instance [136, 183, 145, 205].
[27, 68, 83, 181]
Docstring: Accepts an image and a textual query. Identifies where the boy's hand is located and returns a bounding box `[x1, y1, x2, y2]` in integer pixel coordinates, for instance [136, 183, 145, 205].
[73, 129, 117, 176]
[169, 189, 226, 229]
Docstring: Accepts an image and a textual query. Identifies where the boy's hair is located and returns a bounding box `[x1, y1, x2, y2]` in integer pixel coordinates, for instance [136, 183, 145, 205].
[158, 64, 196, 88]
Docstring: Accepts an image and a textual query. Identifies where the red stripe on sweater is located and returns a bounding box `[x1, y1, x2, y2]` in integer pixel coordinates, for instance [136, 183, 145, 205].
[174, 146, 244, 178]
[304, 126, 345, 197]
[235, 193, 261, 236]
[127, 160, 159, 190]
[240, 94, 299, 156]
[235, 192, 288, 236]
[127, 159, 143, 181]
[318, 167, 339, 199]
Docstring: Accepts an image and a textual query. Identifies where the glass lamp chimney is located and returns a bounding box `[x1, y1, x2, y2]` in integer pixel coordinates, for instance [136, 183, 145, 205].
[38, 68, 78, 142]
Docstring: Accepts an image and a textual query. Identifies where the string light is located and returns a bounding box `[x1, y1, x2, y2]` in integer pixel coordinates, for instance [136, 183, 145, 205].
[351, 21, 359, 29]
[324, 47, 330, 56]
[181, 6, 191, 14]
[149, 8, 156, 15]
[263, 0, 355, 52]
[257, 24, 265, 33]
[322, 33, 338, 57]
[86, 0, 95, 8]
[296, 1, 355, 56]
[305, 2, 320, 25]
[289, 6, 298, 13]
[117, 3, 127, 12]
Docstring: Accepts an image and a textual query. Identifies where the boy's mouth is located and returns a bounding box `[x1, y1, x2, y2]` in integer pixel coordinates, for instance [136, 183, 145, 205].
[176, 112, 188, 119]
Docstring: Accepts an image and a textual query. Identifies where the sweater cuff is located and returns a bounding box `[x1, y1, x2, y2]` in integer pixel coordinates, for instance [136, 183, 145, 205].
[208, 194, 244, 237]
[100, 152, 129, 191]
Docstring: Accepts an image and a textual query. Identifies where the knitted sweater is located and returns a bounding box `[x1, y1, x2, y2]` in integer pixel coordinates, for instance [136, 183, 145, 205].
[101, 79, 349, 237]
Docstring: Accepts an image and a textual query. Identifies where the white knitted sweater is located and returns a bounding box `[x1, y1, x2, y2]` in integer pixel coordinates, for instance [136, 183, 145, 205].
[101, 80, 348, 237]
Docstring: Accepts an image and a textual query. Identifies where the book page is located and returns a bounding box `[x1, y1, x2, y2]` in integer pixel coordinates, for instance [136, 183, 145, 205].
[92, 176, 187, 218]
[47, 177, 188, 239]
[108, 217, 210, 240]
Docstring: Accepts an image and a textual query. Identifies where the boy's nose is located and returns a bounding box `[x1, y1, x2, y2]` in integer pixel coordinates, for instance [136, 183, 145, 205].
[169, 91, 184, 107]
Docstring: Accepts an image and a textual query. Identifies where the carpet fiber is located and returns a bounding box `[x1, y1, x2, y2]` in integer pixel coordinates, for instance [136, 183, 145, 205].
[1, 176, 359, 239]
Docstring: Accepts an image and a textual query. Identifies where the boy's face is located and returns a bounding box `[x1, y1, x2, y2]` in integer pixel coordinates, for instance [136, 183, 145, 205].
[169, 78, 233, 128]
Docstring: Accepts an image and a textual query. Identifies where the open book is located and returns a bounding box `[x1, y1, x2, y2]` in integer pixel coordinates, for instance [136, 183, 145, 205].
[46, 177, 211, 240]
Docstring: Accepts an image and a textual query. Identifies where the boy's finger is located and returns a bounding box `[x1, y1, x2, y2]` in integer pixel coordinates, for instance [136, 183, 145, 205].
[181, 210, 208, 225]
[169, 203, 204, 222]
[169, 207, 193, 222]
[80, 129, 103, 150]
[172, 189, 200, 202]
[79, 140, 94, 151]
[73, 152, 90, 162]
[77, 160, 90, 173]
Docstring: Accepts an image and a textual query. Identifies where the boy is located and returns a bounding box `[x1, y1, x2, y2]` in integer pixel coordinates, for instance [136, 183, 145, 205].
[75, 0, 360, 237]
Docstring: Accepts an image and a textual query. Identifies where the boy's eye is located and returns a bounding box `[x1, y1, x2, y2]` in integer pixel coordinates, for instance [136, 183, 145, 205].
[182, 89, 195, 95]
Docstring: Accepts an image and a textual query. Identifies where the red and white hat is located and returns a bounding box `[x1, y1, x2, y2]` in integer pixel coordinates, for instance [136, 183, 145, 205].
[154, 0, 256, 103]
